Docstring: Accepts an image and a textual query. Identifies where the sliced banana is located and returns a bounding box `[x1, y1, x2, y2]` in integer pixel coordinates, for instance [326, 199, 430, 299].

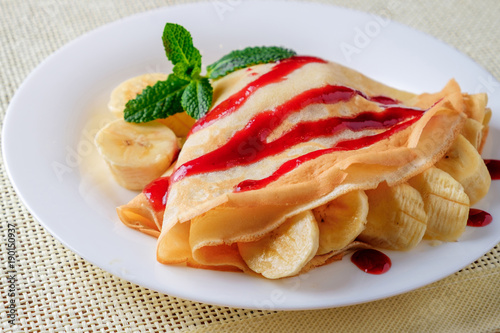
[95, 119, 178, 191]
[238, 210, 319, 279]
[108, 73, 168, 118]
[359, 182, 427, 251]
[461, 118, 484, 150]
[480, 108, 492, 152]
[435, 134, 491, 205]
[463, 93, 488, 124]
[408, 167, 469, 241]
[157, 112, 196, 138]
[108, 73, 196, 137]
[312, 190, 368, 255]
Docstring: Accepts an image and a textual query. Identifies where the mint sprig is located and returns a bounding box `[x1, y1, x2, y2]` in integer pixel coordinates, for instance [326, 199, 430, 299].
[206, 46, 296, 80]
[124, 23, 296, 123]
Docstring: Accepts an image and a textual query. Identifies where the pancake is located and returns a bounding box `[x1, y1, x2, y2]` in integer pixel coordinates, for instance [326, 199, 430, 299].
[116, 57, 490, 278]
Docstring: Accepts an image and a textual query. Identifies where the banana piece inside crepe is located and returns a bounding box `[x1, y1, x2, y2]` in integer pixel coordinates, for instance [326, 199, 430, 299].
[117, 57, 491, 278]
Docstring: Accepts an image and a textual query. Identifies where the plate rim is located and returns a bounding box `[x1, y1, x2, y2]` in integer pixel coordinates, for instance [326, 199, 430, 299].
[3, 0, 499, 310]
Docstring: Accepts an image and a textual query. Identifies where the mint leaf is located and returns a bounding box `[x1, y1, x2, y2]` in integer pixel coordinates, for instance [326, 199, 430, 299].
[181, 77, 213, 119]
[124, 74, 190, 123]
[173, 61, 202, 81]
[207, 46, 296, 79]
[162, 23, 201, 71]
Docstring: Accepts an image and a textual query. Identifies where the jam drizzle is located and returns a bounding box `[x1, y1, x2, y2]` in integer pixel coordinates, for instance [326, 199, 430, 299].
[143, 177, 170, 211]
[351, 249, 392, 274]
[189, 56, 326, 134]
[369, 96, 400, 105]
[171, 84, 424, 185]
[234, 115, 419, 192]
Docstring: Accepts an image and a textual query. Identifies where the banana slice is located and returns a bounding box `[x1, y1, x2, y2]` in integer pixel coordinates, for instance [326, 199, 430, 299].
[157, 112, 196, 138]
[480, 108, 492, 153]
[312, 190, 368, 255]
[359, 182, 427, 251]
[108, 73, 168, 118]
[95, 119, 178, 191]
[108, 73, 196, 137]
[462, 93, 490, 153]
[434, 134, 491, 205]
[463, 93, 488, 124]
[408, 167, 469, 241]
[238, 210, 319, 279]
[461, 118, 484, 150]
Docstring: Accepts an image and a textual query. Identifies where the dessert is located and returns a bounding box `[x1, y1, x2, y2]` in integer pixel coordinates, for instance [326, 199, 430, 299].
[95, 23, 493, 279]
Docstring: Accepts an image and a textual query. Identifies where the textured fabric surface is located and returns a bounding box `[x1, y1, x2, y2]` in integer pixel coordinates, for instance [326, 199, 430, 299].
[1, 0, 499, 332]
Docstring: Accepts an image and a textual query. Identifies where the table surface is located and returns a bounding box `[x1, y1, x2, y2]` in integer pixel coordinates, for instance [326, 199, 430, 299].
[1, 0, 499, 332]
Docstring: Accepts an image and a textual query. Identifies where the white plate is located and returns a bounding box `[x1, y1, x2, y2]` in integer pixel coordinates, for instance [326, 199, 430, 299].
[3, 1, 500, 310]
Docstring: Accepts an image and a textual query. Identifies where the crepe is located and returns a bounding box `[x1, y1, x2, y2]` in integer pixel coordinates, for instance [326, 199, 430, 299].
[117, 56, 490, 277]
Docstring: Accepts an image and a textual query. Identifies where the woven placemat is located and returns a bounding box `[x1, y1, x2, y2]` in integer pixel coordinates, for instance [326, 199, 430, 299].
[1, 0, 499, 332]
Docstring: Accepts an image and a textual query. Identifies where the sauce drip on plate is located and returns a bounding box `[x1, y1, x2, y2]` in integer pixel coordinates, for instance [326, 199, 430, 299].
[484, 159, 500, 180]
[467, 208, 493, 227]
[351, 249, 391, 274]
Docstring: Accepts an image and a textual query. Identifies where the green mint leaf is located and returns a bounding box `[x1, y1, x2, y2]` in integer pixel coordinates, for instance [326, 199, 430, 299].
[181, 77, 213, 119]
[173, 61, 202, 81]
[124, 74, 190, 123]
[206, 46, 296, 79]
[162, 23, 202, 70]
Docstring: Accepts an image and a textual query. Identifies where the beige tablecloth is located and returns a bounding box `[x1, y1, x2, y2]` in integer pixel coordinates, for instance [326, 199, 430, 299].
[1, 0, 499, 332]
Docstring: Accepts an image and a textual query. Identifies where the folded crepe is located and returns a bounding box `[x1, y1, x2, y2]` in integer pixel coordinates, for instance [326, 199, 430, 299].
[118, 56, 491, 277]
